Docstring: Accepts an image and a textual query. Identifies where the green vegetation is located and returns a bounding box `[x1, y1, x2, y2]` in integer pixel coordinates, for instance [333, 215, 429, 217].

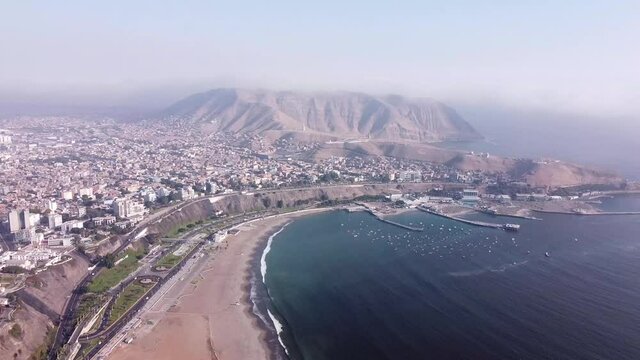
[75, 293, 107, 324]
[76, 338, 102, 360]
[155, 253, 182, 269]
[353, 194, 389, 202]
[9, 324, 22, 338]
[106, 281, 154, 326]
[88, 304, 107, 333]
[166, 218, 209, 238]
[87, 249, 145, 293]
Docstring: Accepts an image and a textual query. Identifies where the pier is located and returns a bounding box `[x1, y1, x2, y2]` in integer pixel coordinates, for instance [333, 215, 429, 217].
[351, 203, 424, 231]
[417, 206, 504, 229]
[375, 216, 424, 232]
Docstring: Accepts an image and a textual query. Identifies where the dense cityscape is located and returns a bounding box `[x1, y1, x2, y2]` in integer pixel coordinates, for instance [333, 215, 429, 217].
[0, 115, 633, 360]
[0, 116, 508, 262]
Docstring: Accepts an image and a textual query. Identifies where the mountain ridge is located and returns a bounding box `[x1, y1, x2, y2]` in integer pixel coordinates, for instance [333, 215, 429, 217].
[157, 88, 482, 143]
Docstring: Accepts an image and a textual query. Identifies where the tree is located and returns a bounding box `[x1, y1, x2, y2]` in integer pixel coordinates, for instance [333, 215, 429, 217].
[103, 253, 116, 268]
[276, 200, 284, 208]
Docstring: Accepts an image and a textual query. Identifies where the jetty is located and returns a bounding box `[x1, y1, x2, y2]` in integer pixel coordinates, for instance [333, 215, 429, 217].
[417, 206, 504, 229]
[376, 216, 424, 232]
[351, 203, 424, 231]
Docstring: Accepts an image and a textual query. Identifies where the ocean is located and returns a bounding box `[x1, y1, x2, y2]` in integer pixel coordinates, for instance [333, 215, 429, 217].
[259, 196, 640, 360]
[446, 106, 640, 180]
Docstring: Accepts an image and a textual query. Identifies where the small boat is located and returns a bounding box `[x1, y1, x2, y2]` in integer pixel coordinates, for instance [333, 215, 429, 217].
[503, 223, 520, 231]
[545, 252, 550, 257]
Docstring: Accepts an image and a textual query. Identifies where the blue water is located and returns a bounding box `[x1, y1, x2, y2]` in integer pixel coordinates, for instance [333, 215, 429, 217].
[264, 199, 640, 359]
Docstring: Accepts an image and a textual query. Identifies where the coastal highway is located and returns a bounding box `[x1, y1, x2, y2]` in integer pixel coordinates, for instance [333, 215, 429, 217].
[90, 241, 210, 359]
[47, 224, 167, 359]
[49, 181, 456, 357]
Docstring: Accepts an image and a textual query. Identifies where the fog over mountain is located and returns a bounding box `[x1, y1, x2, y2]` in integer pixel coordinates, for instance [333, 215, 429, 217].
[156, 88, 482, 143]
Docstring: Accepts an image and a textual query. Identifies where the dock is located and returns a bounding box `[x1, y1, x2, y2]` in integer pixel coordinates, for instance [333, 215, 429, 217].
[417, 206, 504, 229]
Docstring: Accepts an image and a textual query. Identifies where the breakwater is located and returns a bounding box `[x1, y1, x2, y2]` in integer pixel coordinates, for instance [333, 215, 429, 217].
[417, 206, 504, 229]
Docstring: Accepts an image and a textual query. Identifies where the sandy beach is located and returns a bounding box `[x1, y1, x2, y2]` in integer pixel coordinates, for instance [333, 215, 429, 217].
[108, 208, 330, 360]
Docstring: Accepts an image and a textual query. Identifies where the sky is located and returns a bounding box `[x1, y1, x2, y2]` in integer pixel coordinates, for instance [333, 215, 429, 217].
[0, 0, 639, 116]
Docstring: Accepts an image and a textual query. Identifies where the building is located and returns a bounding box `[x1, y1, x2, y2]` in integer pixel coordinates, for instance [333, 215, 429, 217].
[79, 187, 94, 199]
[8, 210, 20, 233]
[112, 198, 145, 219]
[60, 190, 74, 200]
[47, 213, 63, 229]
[399, 171, 422, 182]
[21, 209, 31, 229]
[0, 249, 62, 270]
[28, 212, 41, 227]
[61, 220, 84, 233]
[178, 187, 196, 201]
[92, 216, 116, 227]
[70, 205, 86, 218]
[0, 134, 11, 144]
[45, 199, 57, 212]
[47, 237, 73, 247]
[13, 228, 36, 243]
[156, 187, 171, 198]
[7, 209, 32, 233]
[143, 192, 157, 203]
[461, 189, 481, 203]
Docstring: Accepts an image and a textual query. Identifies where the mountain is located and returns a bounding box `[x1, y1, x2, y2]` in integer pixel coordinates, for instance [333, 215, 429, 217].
[157, 88, 482, 143]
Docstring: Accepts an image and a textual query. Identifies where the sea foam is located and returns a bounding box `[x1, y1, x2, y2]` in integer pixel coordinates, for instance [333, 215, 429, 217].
[256, 222, 292, 357]
[261, 222, 290, 284]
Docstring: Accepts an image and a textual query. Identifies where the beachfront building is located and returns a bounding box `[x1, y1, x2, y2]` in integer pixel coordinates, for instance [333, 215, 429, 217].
[461, 189, 481, 203]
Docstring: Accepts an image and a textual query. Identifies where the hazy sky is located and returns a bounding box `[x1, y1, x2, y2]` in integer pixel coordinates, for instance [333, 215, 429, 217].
[1, 0, 639, 115]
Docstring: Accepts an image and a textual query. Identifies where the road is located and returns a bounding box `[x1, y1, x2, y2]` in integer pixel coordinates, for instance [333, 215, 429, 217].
[48, 181, 453, 358]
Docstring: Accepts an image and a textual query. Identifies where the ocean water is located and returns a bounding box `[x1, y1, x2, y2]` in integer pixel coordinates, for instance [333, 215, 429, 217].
[262, 199, 640, 360]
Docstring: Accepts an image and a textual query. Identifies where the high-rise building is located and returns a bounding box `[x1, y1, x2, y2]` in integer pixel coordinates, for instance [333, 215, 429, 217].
[8, 210, 20, 233]
[47, 213, 63, 229]
[21, 209, 31, 229]
[46, 199, 57, 212]
[113, 198, 127, 218]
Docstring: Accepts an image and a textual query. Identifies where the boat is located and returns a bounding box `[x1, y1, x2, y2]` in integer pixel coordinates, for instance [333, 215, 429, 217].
[545, 252, 550, 257]
[503, 223, 520, 231]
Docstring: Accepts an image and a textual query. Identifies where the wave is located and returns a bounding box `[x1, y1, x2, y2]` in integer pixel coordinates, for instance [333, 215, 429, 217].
[251, 222, 292, 358]
[250, 275, 272, 328]
[268, 309, 290, 356]
[449, 260, 529, 277]
[261, 222, 290, 284]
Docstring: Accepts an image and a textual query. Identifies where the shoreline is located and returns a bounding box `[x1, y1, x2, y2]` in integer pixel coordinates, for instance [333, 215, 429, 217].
[107, 207, 333, 360]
